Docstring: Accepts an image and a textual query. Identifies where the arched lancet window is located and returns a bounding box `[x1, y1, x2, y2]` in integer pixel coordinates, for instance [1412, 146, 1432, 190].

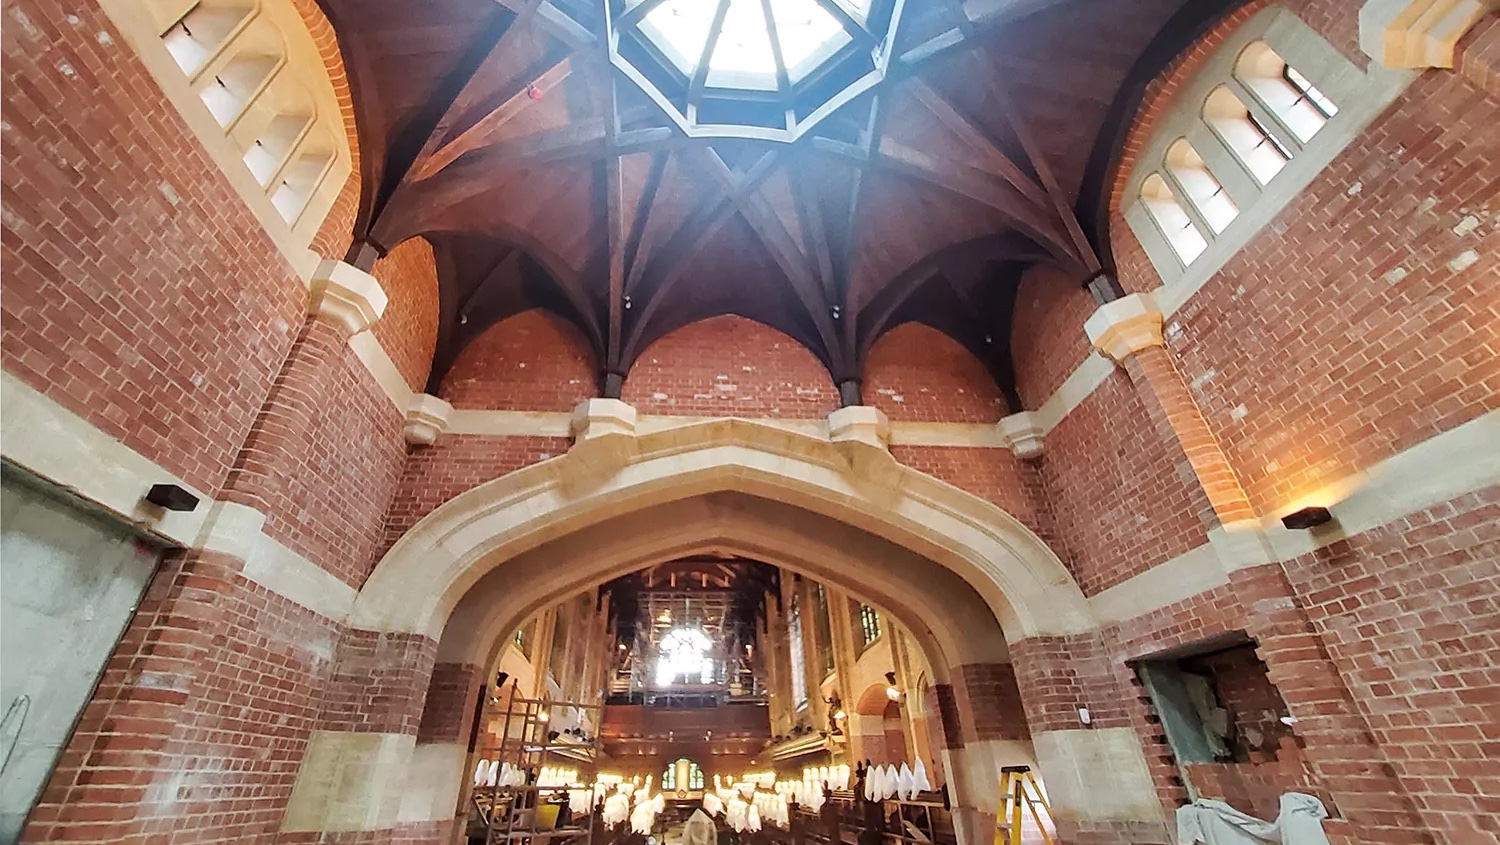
[1122, 7, 1389, 291]
[1235, 41, 1337, 143]
[655, 627, 715, 686]
[789, 591, 808, 708]
[857, 604, 882, 650]
[1203, 85, 1288, 185]
[161, 2, 253, 75]
[114, 0, 352, 251]
[1140, 174, 1208, 265]
[662, 759, 705, 791]
[1166, 139, 1238, 234]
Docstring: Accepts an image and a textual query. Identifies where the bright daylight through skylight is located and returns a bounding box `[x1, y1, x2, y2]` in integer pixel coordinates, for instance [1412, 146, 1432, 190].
[655, 627, 715, 685]
[637, 0, 872, 90]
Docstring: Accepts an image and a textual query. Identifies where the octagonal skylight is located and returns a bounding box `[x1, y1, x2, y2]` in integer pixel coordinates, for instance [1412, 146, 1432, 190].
[610, 0, 900, 140]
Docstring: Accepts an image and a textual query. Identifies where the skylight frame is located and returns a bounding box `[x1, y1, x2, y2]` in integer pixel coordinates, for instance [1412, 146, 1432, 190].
[606, 0, 904, 141]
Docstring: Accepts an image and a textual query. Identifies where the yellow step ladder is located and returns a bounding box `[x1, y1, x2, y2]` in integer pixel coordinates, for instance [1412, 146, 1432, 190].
[994, 765, 1054, 845]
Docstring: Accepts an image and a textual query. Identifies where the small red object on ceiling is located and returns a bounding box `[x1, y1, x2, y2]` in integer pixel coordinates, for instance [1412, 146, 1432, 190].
[528, 85, 543, 101]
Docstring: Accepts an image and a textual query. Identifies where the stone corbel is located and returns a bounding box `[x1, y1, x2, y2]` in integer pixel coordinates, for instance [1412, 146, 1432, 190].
[1359, 0, 1499, 69]
[827, 405, 891, 451]
[403, 394, 454, 446]
[1083, 292, 1164, 365]
[570, 398, 638, 441]
[308, 259, 389, 337]
[998, 411, 1046, 460]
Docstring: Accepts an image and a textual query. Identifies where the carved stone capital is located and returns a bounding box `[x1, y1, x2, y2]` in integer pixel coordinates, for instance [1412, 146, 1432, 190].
[308, 259, 388, 337]
[1360, 0, 1499, 69]
[403, 394, 454, 446]
[1084, 292, 1164, 365]
[827, 405, 891, 451]
[998, 411, 1046, 460]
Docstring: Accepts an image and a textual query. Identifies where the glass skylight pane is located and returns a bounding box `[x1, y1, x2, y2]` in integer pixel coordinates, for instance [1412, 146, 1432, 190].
[640, 0, 717, 74]
[706, 0, 777, 88]
[769, 0, 847, 79]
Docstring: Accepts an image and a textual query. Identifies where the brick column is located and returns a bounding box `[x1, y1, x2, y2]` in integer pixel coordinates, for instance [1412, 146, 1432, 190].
[280, 628, 440, 838]
[222, 260, 388, 526]
[1230, 565, 1429, 844]
[408, 663, 485, 842]
[1085, 292, 1256, 527]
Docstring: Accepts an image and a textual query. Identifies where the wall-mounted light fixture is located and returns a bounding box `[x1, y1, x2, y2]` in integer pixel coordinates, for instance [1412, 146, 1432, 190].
[885, 671, 903, 702]
[1281, 506, 1333, 530]
[145, 483, 199, 512]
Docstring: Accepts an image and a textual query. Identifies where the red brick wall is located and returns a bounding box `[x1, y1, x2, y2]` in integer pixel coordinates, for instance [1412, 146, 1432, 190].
[890, 446, 1061, 553]
[1008, 634, 1132, 734]
[222, 323, 409, 587]
[1038, 373, 1211, 595]
[952, 663, 1031, 742]
[319, 630, 439, 735]
[417, 663, 483, 745]
[1184, 739, 1326, 822]
[1, 0, 304, 494]
[439, 310, 596, 411]
[370, 237, 440, 392]
[1009, 266, 1098, 409]
[622, 316, 839, 417]
[381, 434, 571, 556]
[1278, 488, 1500, 845]
[864, 323, 1006, 423]
[1152, 69, 1500, 515]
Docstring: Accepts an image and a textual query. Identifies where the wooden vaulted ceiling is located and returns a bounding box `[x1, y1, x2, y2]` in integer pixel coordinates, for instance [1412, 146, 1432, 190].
[319, 0, 1240, 403]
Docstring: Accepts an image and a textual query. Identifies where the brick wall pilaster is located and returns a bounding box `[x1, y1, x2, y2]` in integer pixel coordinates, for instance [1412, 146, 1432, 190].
[416, 663, 483, 746]
[952, 663, 1031, 743]
[1085, 293, 1256, 527]
[318, 630, 439, 736]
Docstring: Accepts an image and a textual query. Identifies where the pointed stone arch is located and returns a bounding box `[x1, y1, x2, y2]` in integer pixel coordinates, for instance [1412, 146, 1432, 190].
[288, 408, 1130, 841]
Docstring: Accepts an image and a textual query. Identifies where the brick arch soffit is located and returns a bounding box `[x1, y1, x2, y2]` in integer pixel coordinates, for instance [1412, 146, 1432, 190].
[619, 313, 836, 393]
[860, 235, 1072, 411]
[414, 226, 606, 395]
[352, 418, 1097, 652]
[288, 0, 358, 178]
[1073, 0, 1248, 276]
[855, 681, 898, 718]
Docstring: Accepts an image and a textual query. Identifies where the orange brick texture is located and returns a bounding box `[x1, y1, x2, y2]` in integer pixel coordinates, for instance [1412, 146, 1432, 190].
[221, 317, 408, 587]
[1, 0, 306, 495]
[865, 323, 1007, 422]
[370, 237, 441, 392]
[440, 310, 597, 411]
[1037, 372, 1212, 594]
[1122, 345, 1256, 525]
[950, 663, 1031, 743]
[417, 664, 484, 745]
[379, 434, 572, 558]
[622, 315, 839, 417]
[1108, 3, 1500, 517]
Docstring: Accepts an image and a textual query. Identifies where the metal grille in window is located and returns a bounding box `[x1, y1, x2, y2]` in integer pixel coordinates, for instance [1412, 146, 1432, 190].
[858, 604, 882, 649]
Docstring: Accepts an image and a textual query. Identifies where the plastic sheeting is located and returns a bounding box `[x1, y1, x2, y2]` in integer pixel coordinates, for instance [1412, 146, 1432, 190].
[684, 809, 716, 845]
[1176, 793, 1331, 845]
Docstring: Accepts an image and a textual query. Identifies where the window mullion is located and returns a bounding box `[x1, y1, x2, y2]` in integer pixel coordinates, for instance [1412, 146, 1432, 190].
[1186, 121, 1259, 210]
[1158, 166, 1216, 246]
[1227, 76, 1303, 156]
